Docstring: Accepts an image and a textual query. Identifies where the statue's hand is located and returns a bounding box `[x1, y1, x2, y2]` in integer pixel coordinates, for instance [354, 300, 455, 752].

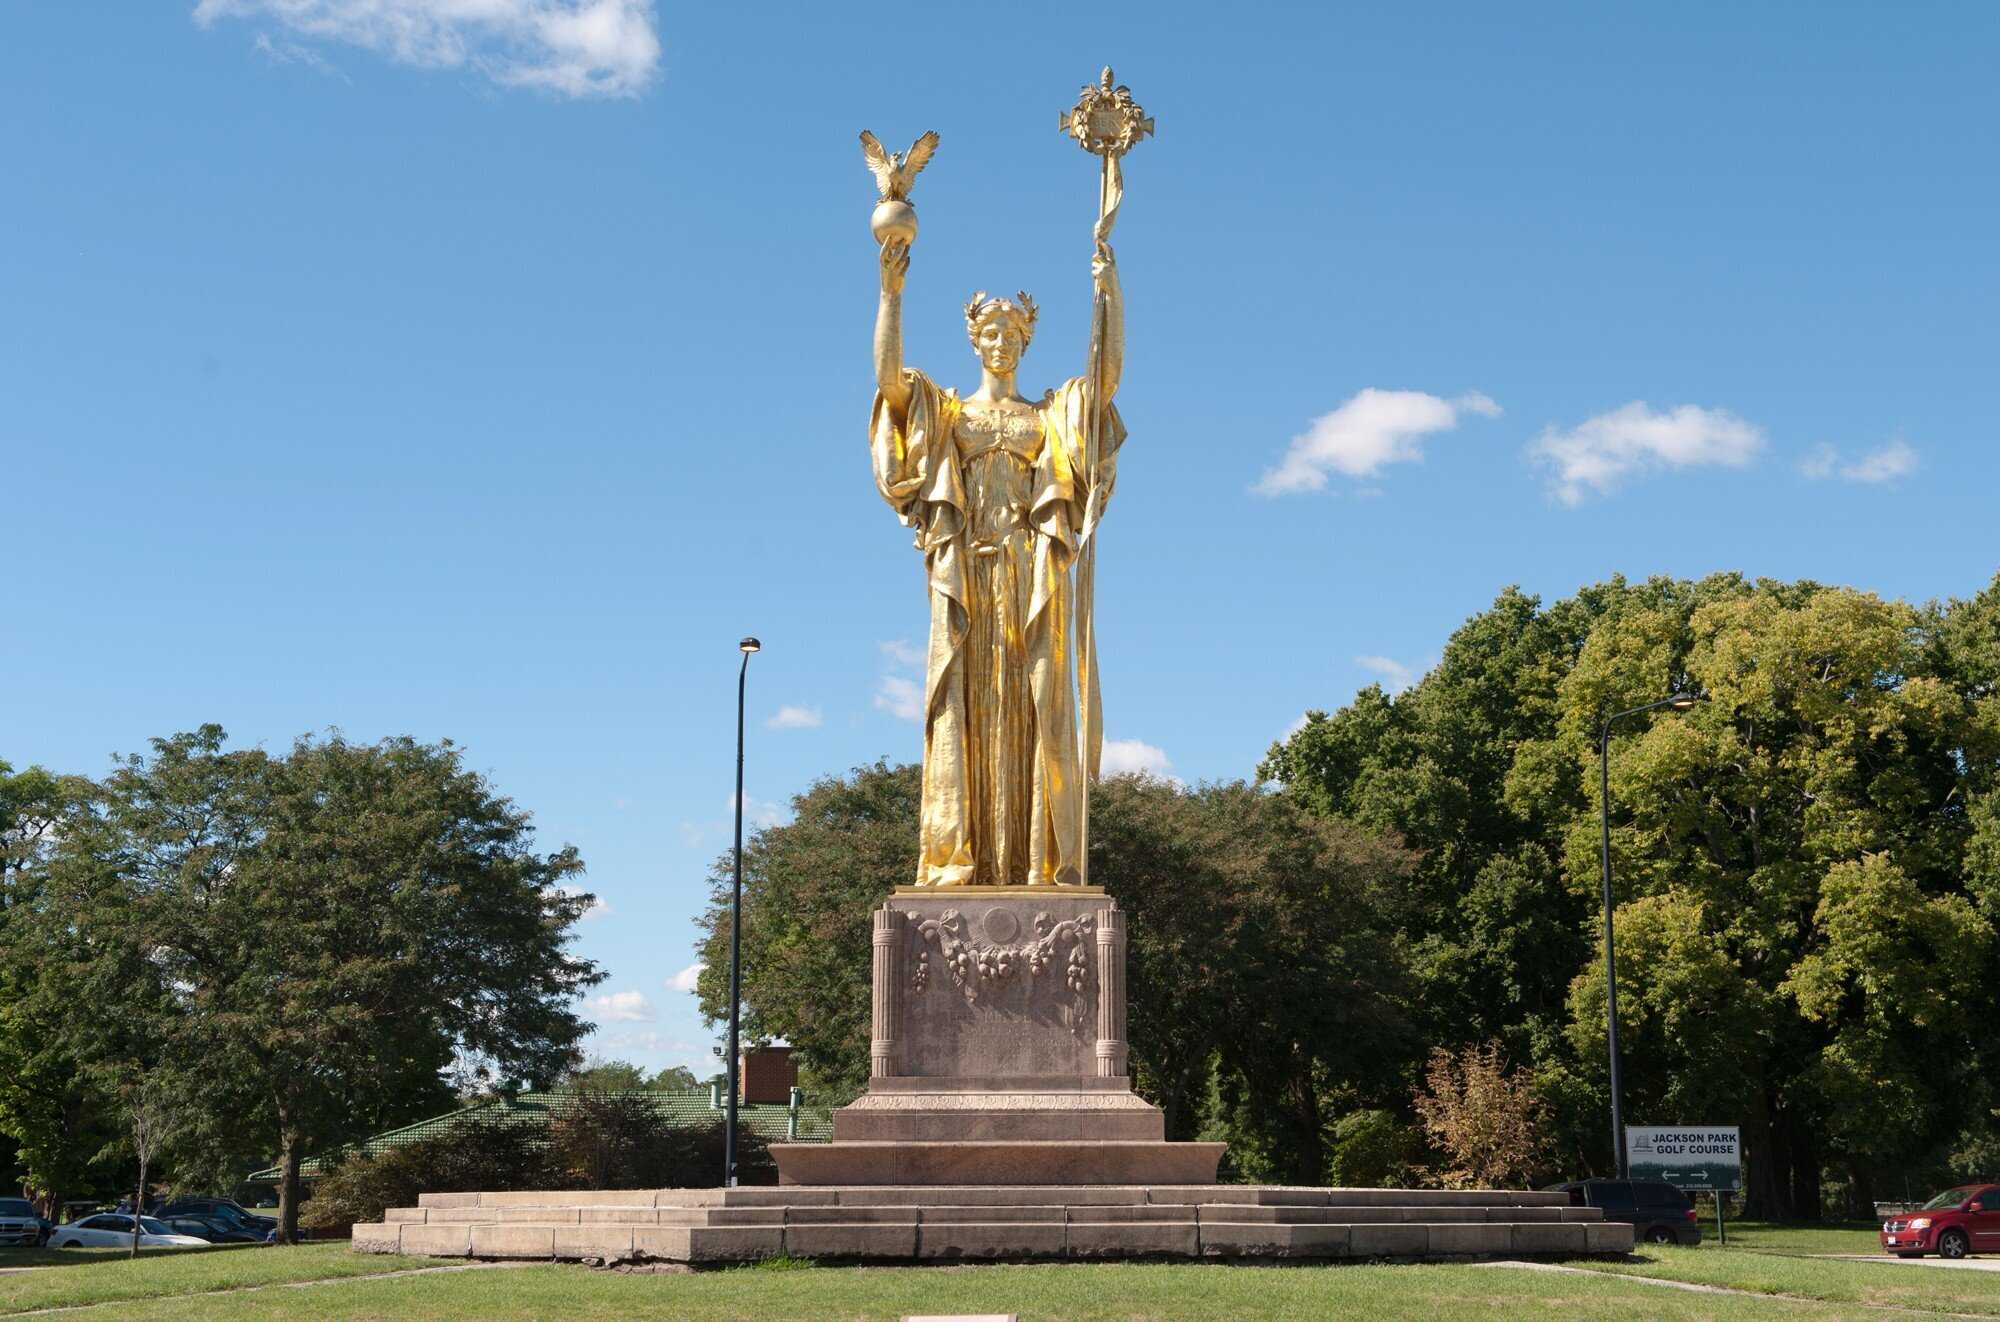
[1091, 243, 1117, 295]
[880, 239, 910, 297]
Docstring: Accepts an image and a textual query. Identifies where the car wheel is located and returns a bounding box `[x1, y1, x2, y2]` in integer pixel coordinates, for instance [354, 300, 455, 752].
[55, 1240, 76, 1249]
[1645, 1227, 1675, 1244]
[1939, 1229, 1971, 1260]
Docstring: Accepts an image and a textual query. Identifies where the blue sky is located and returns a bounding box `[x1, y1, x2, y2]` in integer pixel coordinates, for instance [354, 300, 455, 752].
[4, 2, 1996, 1082]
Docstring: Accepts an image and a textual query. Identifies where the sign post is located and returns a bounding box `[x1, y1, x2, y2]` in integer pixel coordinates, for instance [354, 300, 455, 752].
[1626, 1125, 1740, 1246]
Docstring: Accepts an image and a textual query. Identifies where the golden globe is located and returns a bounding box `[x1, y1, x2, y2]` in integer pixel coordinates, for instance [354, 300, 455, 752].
[871, 198, 917, 245]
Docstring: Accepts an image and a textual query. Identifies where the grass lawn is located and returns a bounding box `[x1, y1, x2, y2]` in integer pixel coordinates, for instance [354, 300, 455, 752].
[0, 1223, 1971, 1320]
[1567, 1235, 2000, 1316]
[0, 1241, 437, 1314]
[0, 1257, 1893, 1321]
[1697, 1218, 1886, 1256]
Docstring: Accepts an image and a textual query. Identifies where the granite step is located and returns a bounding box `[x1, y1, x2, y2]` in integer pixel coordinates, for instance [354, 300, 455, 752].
[354, 1213, 1630, 1262]
[355, 1184, 1629, 1263]
[382, 1200, 1603, 1228]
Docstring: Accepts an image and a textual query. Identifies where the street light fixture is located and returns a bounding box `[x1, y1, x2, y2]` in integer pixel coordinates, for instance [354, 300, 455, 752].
[1598, 691, 1698, 1179]
[726, 636, 760, 1187]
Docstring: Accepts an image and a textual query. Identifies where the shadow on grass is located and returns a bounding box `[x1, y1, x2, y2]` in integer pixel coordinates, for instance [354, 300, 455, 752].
[0, 1243, 267, 1273]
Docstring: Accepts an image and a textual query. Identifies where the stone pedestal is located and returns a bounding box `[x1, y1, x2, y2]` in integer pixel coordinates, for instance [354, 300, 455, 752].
[770, 888, 1223, 1186]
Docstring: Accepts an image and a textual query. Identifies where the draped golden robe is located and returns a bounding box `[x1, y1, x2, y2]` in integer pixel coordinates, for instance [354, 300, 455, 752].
[871, 369, 1125, 886]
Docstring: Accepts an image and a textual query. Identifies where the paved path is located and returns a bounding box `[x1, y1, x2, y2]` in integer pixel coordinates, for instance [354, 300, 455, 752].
[1825, 1254, 2000, 1273]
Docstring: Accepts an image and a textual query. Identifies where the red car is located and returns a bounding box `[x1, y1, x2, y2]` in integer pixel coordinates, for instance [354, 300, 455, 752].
[1881, 1184, 2000, 1259]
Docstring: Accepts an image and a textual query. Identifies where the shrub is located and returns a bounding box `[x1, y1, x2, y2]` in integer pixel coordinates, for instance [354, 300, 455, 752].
[300, 1116, 559, 1230]
[1411, 1042, 1547, 1189]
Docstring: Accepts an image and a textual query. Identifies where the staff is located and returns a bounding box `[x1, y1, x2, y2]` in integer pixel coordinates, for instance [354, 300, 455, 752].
[1060, 69, 1153, 884]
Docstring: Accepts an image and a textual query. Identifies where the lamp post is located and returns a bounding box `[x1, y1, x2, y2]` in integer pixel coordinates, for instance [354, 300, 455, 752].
[726, 635, 760, 1187]
[1598, 691, 1697, 1179]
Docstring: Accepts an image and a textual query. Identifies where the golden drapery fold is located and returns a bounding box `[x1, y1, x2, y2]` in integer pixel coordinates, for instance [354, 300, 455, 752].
[871, 368, 1125, 886]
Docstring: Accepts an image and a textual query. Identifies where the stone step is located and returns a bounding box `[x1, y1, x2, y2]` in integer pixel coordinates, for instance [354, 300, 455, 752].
[414, 1183, 1573, 1211]
[382, 1200, 1600, 1228]
[353, 1215, 1632, 1262]
[769, 1140, 1228, 1186]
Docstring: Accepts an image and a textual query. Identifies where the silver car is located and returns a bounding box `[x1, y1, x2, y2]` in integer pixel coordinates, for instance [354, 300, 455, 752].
[0, 1199, 45, 1247]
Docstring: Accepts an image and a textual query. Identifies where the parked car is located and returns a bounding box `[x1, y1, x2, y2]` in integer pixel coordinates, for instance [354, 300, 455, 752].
[1881, 1184, 2000, 1260]
[159, 1215, 269, 1245]
[155, 1198, 277, 1233]
[47, 1214, 207, 1249]
[1548, 1179, 1702, 1245]
[0, 1199, 48, 1247]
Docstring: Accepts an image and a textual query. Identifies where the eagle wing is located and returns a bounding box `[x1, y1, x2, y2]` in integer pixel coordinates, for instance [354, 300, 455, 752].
[901, 130, 939, 185]
[858, 130, 896, 198]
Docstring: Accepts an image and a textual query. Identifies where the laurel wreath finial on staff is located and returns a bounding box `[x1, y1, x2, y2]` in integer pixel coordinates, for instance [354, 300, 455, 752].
[1058, 67, 1154, 160]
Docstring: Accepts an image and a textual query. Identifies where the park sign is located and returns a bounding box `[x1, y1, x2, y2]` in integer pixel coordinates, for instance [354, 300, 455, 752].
[1626, 1126, 1741, 1192]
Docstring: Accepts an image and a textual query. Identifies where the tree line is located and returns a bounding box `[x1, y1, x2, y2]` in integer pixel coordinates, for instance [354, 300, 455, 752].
[698, 572, 2000, 1218]
[0, 727, 602, 1241]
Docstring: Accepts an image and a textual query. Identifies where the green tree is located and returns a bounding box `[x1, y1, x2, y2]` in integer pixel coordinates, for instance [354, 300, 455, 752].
[0, 761, 117, 1215]
[1267, 574, 1999, 1216]
[9, 727, 603, 1242]
[695, 763, 1419, 1183]
[694, 760, 920, 1103]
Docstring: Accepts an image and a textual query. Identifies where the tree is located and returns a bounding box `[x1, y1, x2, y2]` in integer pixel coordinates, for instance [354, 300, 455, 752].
[11, 727, 604, 1242]
[694, 762, 1419, 1183]
[561, 1058, 653, 1092]
[559, 1058, 704, 1092]
[0, 762, 113, 1216]
[1411, 1043, 1547, 1189]
[121, 1072, 180, 1258]
[693, 760, 920, 1103]
[1267, 574, 2000, 1216]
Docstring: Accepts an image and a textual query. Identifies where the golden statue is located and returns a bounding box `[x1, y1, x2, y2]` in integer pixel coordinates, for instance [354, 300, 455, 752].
[864, 71, 1152, 888]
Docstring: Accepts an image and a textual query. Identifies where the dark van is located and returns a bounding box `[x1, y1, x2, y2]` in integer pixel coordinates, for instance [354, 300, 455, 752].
[1549, 1179, 1701, 1246]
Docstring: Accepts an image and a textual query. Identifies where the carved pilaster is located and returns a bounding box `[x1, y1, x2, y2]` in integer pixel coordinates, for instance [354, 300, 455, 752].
[1094, 904, 1128, 1078]
[871, 906, 905, 1077]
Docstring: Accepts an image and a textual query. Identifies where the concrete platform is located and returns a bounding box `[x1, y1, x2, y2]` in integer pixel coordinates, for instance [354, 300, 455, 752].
[352, 1184, 1631, 1264]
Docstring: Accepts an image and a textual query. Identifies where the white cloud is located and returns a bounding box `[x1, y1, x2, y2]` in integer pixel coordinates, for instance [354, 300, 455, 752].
[1100, 739, 1173, 779]
[766, 704, 823, 731]
[880, 639, 924, 669]
[875, 674, 924, 723]
[586, 989, 654, 1023]
[252, 30, 347, 77]
[557, 884, 609, 920]
[1356, 655, 1421, 696]
[1801, 440, 1917, 485]
[1529, 402, 1763, 506]
[727, 792, 788, 830]
[667, 962, 702, 993]
[193, 0, 661, 98]
[1256, 389, 1500, 495]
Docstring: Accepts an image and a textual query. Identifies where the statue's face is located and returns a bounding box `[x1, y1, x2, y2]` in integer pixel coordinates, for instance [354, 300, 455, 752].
[971, 314, 1028, 375]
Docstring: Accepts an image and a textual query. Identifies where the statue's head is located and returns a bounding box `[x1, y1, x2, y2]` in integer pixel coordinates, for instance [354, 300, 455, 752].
[964, 290, 1038, 375]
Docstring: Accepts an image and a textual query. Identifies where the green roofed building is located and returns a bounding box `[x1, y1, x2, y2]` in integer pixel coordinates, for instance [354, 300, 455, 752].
[248, 1084, 832, 1183]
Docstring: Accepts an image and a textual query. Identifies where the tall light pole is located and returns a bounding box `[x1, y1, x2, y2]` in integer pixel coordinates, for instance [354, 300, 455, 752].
[726, 635, 760, 1187]
[1598, 692, 1697, 1179]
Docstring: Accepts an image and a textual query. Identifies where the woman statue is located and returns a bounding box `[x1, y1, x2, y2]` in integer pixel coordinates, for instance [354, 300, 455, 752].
[870, 235, 1125, 887]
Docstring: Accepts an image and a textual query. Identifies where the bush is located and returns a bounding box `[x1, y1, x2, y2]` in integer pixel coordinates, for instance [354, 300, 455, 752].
[547, 1093, 773, 1188]
[300, 1116, 558, 1230]
[1327, 1109, 1423, 1187]
[301, 1096, 781, 1227]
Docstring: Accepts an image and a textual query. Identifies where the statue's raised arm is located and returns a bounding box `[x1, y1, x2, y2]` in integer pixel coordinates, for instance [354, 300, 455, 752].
[862, 130, 936, 419]
[875, 238, 910, 415]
